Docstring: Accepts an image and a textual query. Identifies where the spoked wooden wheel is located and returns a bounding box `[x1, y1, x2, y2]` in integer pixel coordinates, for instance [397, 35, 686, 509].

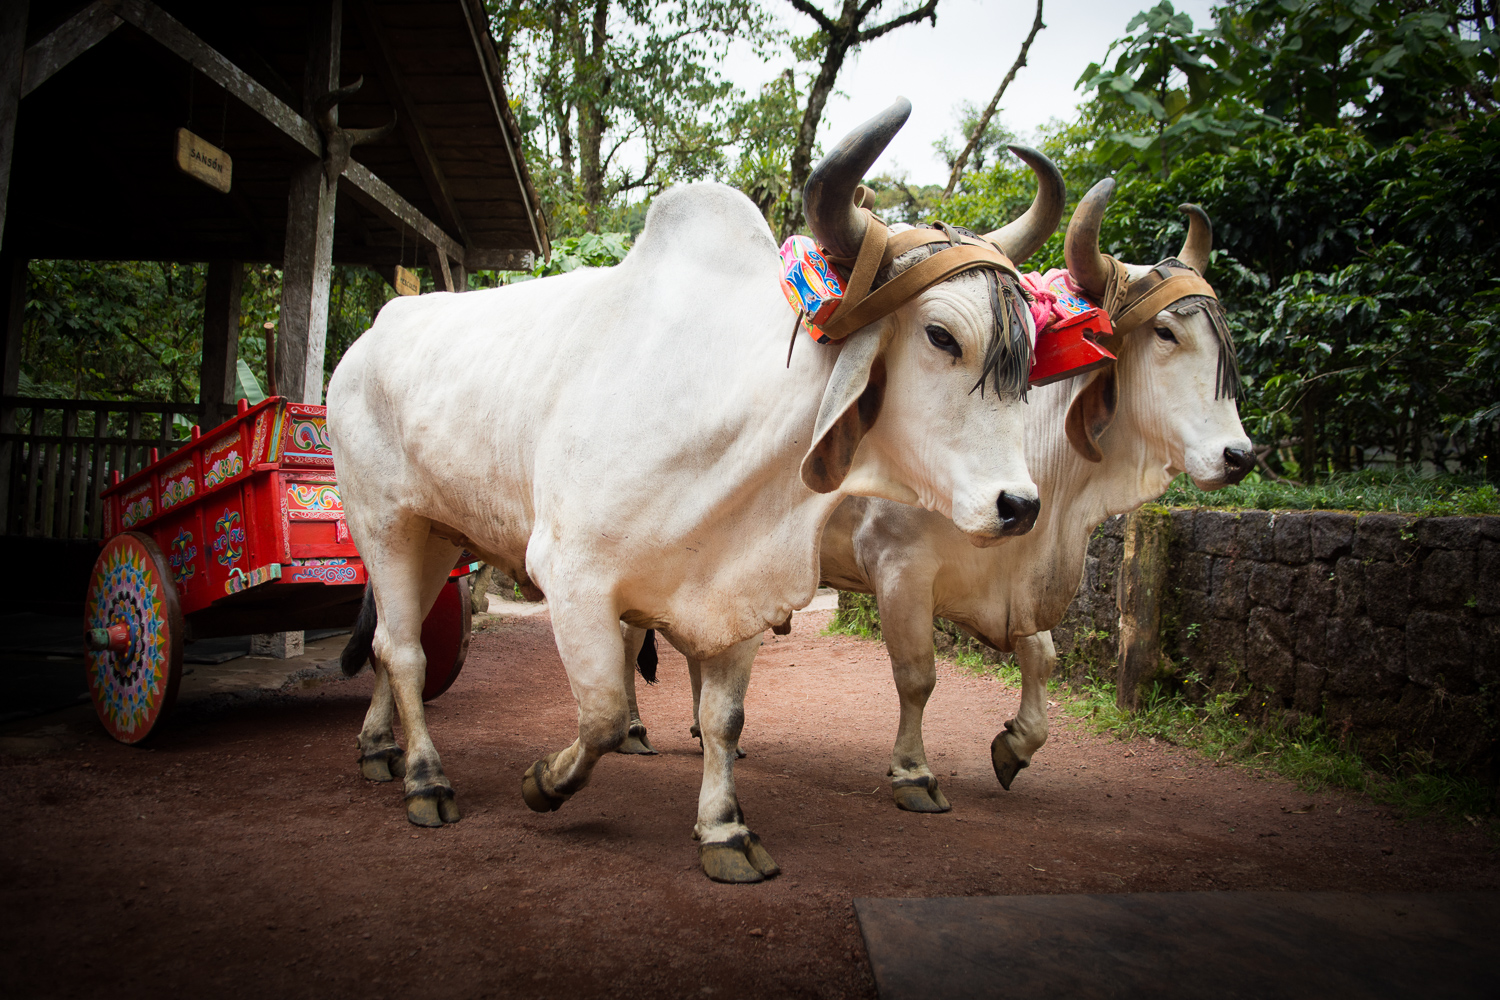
[420, 577, 471, 702]
[83, 532, 185, 744]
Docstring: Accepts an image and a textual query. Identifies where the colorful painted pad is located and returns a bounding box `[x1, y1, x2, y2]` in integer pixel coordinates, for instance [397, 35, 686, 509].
[84, 533, 183, 744]
[779, 234, 846, 344]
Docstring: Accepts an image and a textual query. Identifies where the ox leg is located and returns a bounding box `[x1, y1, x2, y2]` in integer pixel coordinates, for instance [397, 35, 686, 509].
[883, 587, 950, 813]
[695, 635, 777, 883]
[356, 665, 405, 781]
[687, 657, 745, 758]
[367, 532, 464, 827]
[521, 603, 630, 812]
[990, 631, 1055, 790]
[616, 624, 657, 755]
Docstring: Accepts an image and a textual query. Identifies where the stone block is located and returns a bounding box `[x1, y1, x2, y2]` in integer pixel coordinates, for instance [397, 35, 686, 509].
[1197, 512, 1238, 557]
[1417, 516, 1480, 551]
[1405, 611, 1474, 691]
[1323, 618, 1375, 696]
[1372, 626, 1406, 680]
[1169, 508, 1196, 550]
[1175, 551, 1212, 593]
[1273, 512, 1313, 565]
[1363, 561, 1411, 627]
[1293, 613, 1327, 663]
[1295, 562, 1335, 618]
[1477, 542, 1500, 617]
[1097, 514, 1126, 540]
[1418, 548, 1476, 610]
[1477, 516, 1500, 541]
[1293, 659, 1327, 713]
[1201, 618, 1245, 673]
[1235, 511, 1273, 560]
[1246, 606, 1294, 697]
[1249, 561, 1296, 611]
[250, 631, 304, 658]
[1332, 557, 1364, 618]
[1353, 512, 1416, 562]
[1309, 512, 1355, 560]
[1210, 557, 1251, 620]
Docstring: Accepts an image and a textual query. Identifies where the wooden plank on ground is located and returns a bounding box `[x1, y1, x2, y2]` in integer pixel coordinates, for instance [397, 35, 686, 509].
[855, 892, 1500, 1000]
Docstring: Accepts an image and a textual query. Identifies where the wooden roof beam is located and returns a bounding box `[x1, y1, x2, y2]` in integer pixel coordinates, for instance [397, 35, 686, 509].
[20, 2, 122, 98]
[349, 0, 469, 248]
[110, 0, 465, 265]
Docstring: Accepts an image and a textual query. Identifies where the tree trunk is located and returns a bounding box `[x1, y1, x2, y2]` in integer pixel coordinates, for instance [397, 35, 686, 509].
[577, 0, 609, 231]
[781, 40, 852, 240]
[1299, 390, 1318, 481]
[1116, 507, 1171, 712]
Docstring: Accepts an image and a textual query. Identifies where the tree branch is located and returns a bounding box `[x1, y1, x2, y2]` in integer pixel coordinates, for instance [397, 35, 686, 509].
[786, 0, 836, 34]
[858, 0, 939, 42]
[941, 0, 1044, 199]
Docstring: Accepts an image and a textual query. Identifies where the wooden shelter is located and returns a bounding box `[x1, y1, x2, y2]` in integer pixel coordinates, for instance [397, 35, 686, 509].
[0, 0, 548, 556]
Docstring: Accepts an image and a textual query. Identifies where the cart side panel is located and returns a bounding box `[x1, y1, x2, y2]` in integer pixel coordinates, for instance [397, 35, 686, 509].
[203, 490, 249, 597]
[281, 405, 334, 469]
[283, 473, 359, 559]
[159, 504, 212, 615]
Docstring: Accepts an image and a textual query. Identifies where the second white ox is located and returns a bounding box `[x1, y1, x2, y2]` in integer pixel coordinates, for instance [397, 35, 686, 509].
[641, 178, 1254, 814]
[326, 99, 1060, 882]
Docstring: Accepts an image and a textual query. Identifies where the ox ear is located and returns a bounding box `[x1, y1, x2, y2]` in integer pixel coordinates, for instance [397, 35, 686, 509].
[801, 327, 887, 493]
[1065, 367, 1118, 463]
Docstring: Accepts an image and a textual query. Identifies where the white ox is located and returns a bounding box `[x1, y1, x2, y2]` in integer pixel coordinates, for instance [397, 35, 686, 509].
[326, 99, 1062, 882]
[642, 178, 1254, 813]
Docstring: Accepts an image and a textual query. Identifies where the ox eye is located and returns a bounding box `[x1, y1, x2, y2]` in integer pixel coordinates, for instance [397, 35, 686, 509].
[926, 325, 961, 358]
[1154, 326, 1178, 343]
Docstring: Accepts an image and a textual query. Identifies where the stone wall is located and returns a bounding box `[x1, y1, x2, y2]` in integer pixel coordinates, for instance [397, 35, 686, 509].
[1052, 510, 1500, 775]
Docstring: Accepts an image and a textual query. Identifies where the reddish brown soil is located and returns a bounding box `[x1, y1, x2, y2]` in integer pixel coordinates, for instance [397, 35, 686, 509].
[3, 608, 1497, 999]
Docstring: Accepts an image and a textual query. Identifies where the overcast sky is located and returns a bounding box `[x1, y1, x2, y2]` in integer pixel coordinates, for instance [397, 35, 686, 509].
[722, 0, 1219, 186]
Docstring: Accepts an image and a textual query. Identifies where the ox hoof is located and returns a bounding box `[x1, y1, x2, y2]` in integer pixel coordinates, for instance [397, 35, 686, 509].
[616, 722, 658, 756]
[990, 730, 1029, 791]
[892, 775, 951, 813]
[405, 786, 460, 827]
[359, 746, 406, 783]
[699, 832, 780, 884]
[521, 761, 565, 813]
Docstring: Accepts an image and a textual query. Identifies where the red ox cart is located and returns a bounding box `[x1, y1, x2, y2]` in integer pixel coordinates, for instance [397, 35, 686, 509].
[83, 397, 472, 744]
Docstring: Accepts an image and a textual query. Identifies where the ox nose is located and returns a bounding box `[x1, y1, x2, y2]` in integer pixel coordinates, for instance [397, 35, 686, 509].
[1223, 447, 1255, 485]
[996, 491, 1040, 536]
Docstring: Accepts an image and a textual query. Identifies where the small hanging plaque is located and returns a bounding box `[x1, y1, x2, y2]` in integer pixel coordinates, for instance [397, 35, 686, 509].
[394, 265, 420, 296]
[174, 128, 231, 194]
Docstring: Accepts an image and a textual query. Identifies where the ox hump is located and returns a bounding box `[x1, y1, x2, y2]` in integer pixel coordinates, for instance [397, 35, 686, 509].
[626, 183, 780, 279]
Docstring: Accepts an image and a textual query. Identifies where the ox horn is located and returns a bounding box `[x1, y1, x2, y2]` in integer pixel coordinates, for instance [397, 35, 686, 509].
[314, 77, 398, 186]
[983, 145, 1065, 265]
[1177, 203, 1213, 273]
[804, 97, 912, 260]
[1064, 177, 1116, 300]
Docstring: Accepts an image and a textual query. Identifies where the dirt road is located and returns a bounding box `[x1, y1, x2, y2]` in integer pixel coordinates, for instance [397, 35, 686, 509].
[3, 608, 1495, 999]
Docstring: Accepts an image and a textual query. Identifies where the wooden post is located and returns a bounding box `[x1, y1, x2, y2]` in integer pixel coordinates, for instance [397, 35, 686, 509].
[1116, 507, 1171, 711]
[200, 260, 243, 427]
[0, 2, 26, 250]
[426, 245, 454, 292]
[0, 253, 26, 532]
[276, 0, 340, 405]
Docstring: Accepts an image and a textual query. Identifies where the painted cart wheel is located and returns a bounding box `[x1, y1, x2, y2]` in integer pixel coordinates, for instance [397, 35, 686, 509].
[420, 578, 471, 702]
[84, 532, 185, 744]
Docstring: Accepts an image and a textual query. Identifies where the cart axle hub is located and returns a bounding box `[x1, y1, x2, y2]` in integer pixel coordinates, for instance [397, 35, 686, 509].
[85, 623, 132, 654]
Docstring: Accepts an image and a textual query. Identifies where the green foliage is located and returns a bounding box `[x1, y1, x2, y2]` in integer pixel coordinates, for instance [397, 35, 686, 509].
[527, 231, 632, 278]
[828, 590, 881, 639]
[1066, 676, 1495, 820]
[1162, 469, 1500, 514]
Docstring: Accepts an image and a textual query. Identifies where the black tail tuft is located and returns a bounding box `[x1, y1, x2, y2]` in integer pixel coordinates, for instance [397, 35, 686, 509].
[636, 629, 658, 685]
[340, 585, 377, 676]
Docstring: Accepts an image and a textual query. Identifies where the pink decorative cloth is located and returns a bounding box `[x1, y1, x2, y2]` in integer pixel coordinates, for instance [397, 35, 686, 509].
[1021, 268, 1101, 333]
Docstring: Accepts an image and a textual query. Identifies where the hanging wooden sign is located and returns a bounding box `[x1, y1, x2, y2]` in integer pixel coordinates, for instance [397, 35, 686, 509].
[394, 265, 420, 296]
[174, 128, 231, 194]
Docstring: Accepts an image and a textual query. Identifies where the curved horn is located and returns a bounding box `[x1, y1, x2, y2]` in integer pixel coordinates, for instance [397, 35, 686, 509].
[313, 76, 367, 135]
[1177, 203, 1212, 273]
[345, 114, 398, 149]
[803, 98, 912, 259]
[1064, 177, 1116, 300]
[984, 145, 1065, 265]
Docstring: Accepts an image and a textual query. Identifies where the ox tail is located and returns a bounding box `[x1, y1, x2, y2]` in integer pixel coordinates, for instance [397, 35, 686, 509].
[340, 585, 378, 677]
[636, 629, 658, 685]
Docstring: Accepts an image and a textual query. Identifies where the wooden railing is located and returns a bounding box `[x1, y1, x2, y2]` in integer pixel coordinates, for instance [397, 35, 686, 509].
[0, 396, 202, 539]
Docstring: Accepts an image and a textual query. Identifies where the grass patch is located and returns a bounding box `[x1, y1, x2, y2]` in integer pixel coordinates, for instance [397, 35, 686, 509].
[1162, 468, 1499, 515]
[828, 591, 881, 639]
[1066, 676, 1495, 822]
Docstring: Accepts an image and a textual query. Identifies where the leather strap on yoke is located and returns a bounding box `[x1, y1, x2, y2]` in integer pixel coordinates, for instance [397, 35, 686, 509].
[818, 212, 1020, 341]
